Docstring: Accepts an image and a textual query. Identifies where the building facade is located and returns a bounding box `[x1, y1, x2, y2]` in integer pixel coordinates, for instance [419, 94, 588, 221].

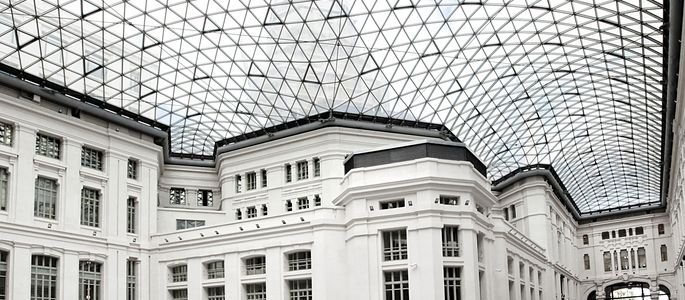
[0, 81, 682, 300]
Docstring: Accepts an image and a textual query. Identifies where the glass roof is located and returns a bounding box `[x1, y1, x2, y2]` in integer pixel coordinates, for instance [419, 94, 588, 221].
[0, 0, 665, 214]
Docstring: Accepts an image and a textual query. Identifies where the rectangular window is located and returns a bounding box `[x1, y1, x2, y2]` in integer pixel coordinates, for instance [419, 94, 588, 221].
[171, 265, 187, 282]
[637, 247, 646, 268]
[314, 195, 321, 206]
[439, 195, 459, 205]
[207, 286, 225, 300]
[127, 159, 137, 179]
[207, 261, 224, 279]
[197, 189, 213, 207]
[384, 270, 409, 300]
[288, 278, 312, 300]
[235, 174, 242, 193]
[169, 188, 186, 205]
[171, 289, 188, 300]
[261, 204, 268, 216]
[31, 255, 58, 300]
[297, 197, 309, 210]
[127, 259, 136, 300]
[382, 229, 408, 261]
[635, 227, 644, 235]
[287, 251, 311, 271]
[0, 122, 12, 146]
[80, 187, 101, 227]
[176, 219, 205, 230]
[503, 207, 509, 221]
[509, 204, 517, 219]
[380, 199, 405, 210]
[297, 161, 308, 180]
[658, 224, 665, 235]
[34, 177, 58, 219]
[245, 256, 266, 275]
[247, 206, 257, 218]
[127, 197, 136, 234]
[660, 245, 668, 262]
[444, 266, 461, 300]
[246, 172, 257, 191]
[583, 254, 590, 270]
[313, 158, 320, 177]
[35, 133, 61, 159]
[0, 251, 7, 300]
[285, 164, 292, 183]
[285, 200, 293, 212]
[81, 146, 103, 170]
[235, 209, 242, 220]
[261, 169, 267, 188]
[0, 168, 7, 211]
[620, 250, 629, 270]
[618, 229, 626, 237]
[603, 252, 612, 272]
[79, 261, 102, 300]
[245, 283, 266, 300]
[442, 226, 459, 257]
[601, 231, 610, 239]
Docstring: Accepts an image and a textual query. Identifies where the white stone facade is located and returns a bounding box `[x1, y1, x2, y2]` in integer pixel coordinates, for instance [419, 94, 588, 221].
[0, 85, 681, 300]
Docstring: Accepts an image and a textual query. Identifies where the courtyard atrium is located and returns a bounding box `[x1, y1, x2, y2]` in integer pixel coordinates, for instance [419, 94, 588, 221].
[0, 0, 683, 299]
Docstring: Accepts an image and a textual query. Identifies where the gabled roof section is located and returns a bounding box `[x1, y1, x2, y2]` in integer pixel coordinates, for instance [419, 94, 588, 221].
[0, 0, 669, 214]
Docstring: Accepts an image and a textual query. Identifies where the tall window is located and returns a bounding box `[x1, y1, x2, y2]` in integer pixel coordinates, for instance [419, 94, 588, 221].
[207, 287, 225, 300]
[297, 197, 309, 210]
[245, 256, 266, 275]
[296, 161, 308, 180]
[34, 177, 58, 219]
[127, 259, 137, 300]
[235, 175, 242, 193]
[261, 169, 267, 187]
[637, 247, 646, 268]
[285, 164, 292, 183]
[127, 159, 138, 179]
[79, 261, 102, 300]
[383, 229, 408, 261]
[658, 224, 665, 235]
[442, 226, 459, 257]
[261, 204, 268, 216]
[35, 133, 61, 159]
[171, 265, 187, 282]
[246, 172, 257, 191]
[582, 235, 588, 245]
[235, 209, 242, 220]
[207, 261, 224, 279]
[81, 187, 101, 227]
[171, 289, 188, 300]
[288, 279, 312, 300]
[0, 122, 12, 146]
[245, 283, 266, 300]
[197, 189, 213, 206]
[169, 188, 186, 205]
[31, 255, 58, 300]
[0, 251, 7, 300]
[660, 245, 668, 262]
[285, 200, 293, 212]
[384, 270, 409, 300]
[313, 157, 320, 177]
[603, 251, 612, 272]
[583, 254, 590, 270]
[620, 250, 629, 270]
[444, 266, 461, 300]
[0, 168, 7, 211]
[287, 251, 311, 271]
[127, 197, 136, 234]
[314, 195, 321, 206]
[81, 146, 103, 170]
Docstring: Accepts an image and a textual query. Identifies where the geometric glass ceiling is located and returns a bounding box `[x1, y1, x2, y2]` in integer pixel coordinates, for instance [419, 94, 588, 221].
[0, 0, 665, 215]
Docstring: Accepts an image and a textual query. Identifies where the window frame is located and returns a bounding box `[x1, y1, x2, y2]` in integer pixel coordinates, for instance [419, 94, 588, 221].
[80, 187, 101, 228]
[382, 229, 408, 261]
[197, 189, 213, 207]
[78, 260, 103, 300]
[0, 121, 13, 147]
[126, 259, 137, 300]
[288, 278, 312, 300]
[379, 199, 405, 210]
[296, 161, 308, 180]
[0, 167, 8, 211]
[383, 270, 409, 300]
[313, 157, 320, 177]
[206, 261, 225, 279]
[244, 256, 266, 276]
[169, 188, 186, 205]
[246, 172, 257, 191]
[127, 158, 138, 180]
[81, 146, 104, 171]
[287, 251, 312, 271]
[244, 282, 266, 300]
[35, 133, 62, 159]
[443, 266, 461, 300]
[442, 225, 460, 257]
[127, 196, 136, 234]
[170, 264, 188, 282]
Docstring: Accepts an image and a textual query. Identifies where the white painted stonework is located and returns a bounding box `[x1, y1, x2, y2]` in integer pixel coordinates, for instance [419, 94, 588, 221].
[0, 85, 681, 300]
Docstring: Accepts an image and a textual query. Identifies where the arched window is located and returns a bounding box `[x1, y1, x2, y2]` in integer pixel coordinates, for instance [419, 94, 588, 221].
[604, 282, 670, 300]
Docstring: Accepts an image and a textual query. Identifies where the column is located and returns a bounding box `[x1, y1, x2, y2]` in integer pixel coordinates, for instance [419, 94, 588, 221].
[63, 138, 82, 232]
[265, 247, 283, 300]
[10, 244, 31, 300]
[226, 253, 240, 300]
[63, 250, 80, 300]
[408, 225, 442, 300]
[461, 229, 480, 300]
[187, 257, 203, 300]
[12, 125, 36, 225]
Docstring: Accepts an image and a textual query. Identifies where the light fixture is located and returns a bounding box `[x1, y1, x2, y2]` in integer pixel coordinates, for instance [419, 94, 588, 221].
[177, 236, 182, 240]
[239, 227, 244, 231]
[300, 217, 305, 222]
[256, 224, 260, 229]
[281, 220, 286, 224]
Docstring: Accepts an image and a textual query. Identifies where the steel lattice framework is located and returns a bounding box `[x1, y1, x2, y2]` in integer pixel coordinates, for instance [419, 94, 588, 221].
[0, 0, 666, 214]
